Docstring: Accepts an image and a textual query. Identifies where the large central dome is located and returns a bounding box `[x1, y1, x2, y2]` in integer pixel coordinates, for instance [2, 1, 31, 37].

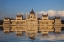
[30, 9, 35, 14]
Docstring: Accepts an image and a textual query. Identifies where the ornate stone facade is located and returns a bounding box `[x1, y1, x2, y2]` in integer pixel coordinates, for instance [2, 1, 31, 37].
[2, 9, 64, 39]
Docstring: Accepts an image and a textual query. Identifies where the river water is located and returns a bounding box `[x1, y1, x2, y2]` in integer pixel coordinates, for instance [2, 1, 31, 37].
[0, 30, 64, 42]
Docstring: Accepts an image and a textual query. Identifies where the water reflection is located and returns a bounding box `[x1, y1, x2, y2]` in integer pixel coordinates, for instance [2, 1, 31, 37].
[0, 31, 64, 42]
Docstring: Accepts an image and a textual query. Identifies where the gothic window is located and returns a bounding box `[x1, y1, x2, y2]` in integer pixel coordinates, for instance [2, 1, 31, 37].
[31, 16, 32, 18]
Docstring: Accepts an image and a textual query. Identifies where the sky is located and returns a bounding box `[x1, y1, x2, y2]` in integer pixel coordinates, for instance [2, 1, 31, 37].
[0, 0, 64, 20]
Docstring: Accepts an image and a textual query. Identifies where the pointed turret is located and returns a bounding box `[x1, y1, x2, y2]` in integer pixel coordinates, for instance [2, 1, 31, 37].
[30, 9, 35, 14]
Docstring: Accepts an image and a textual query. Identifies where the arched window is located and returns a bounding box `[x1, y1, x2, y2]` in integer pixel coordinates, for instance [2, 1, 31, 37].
[31, 16, 32, 18]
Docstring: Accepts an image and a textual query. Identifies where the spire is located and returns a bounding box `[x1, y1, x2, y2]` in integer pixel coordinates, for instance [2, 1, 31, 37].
[32, 9, 33, 11]
[26, 12, 28, 19]
[36, 12, 38, 19]
[30, 9, 35, 14]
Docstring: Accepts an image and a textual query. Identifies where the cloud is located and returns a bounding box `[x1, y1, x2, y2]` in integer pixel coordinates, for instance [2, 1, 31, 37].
[0, 12, 4, 14]
[2, 12, 4, 14]
[38, 10, 64, 17]
[47, 10, 56, 17]
[17, 13, 24, 15]
[21, 13, 24, 14]
[57, 10, 64, 17]
[38, 11, 47, 15]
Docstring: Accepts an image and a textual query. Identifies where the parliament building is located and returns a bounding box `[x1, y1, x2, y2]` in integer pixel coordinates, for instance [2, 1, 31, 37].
[2, 9, 64, 39]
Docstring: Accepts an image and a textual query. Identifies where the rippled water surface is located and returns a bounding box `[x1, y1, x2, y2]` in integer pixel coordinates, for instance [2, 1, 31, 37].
[0, 31, 64, 42]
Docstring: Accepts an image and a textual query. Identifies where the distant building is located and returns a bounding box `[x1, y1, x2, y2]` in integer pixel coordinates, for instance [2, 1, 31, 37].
[3, 9, 63, 39]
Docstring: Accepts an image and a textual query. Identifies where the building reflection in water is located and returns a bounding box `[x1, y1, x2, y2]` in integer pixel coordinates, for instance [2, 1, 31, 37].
[0, 9, 64, 40]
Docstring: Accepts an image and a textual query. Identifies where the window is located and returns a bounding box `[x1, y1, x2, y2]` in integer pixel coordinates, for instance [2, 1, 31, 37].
[31, 16, 32, 18]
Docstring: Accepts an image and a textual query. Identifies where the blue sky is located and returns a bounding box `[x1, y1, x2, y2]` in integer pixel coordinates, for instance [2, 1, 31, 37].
[0, 0, 64, 19]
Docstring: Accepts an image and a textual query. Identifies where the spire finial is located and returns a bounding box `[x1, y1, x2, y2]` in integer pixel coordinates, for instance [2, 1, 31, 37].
[32, 9, 33, 11]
